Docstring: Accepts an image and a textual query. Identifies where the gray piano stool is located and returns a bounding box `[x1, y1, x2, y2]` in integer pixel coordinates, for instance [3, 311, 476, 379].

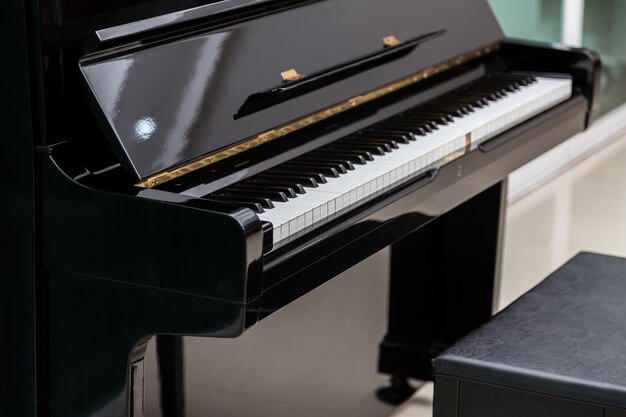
[432, 252, 626, 417]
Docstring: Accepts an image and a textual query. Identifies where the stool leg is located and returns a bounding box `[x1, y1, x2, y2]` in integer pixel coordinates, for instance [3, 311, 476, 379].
[377, 180, 506, 388]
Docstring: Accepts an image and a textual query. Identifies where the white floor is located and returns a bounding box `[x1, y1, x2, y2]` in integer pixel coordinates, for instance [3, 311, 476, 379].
[500, 132, 626, 307]
[392, 132, 626, 417]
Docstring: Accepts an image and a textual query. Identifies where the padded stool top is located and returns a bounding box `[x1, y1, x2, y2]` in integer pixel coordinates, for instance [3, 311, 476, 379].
[433, 252, 626, 409]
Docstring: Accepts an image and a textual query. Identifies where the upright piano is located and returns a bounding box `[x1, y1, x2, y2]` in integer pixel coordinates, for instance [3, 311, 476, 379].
[1, 0, 600, 416]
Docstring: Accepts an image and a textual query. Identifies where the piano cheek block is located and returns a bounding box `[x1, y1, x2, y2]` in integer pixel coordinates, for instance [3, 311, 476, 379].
[41, 156, 265, 304]
[46, 269, 252, 417]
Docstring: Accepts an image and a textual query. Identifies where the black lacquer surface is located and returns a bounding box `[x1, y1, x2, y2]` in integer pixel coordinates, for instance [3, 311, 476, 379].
[42, 155, 265, 303]
[79, 0, 502, 180]
[40, 40, 597, 417]
[1, 1, 39, 417]
[3, 0, 602, 416]
[234, 29, 447, 118]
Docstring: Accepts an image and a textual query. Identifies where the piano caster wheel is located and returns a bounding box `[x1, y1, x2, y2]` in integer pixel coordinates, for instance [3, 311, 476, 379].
[375, 375, 418, 406]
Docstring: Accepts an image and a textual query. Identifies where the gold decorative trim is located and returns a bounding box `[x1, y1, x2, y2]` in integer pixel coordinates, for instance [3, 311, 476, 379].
[135, 42, 500, 189]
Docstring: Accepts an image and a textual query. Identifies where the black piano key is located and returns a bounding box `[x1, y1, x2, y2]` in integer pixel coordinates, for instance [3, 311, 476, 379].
[282, 162, 341, 178]
[310, 149, 373, 163]
[230, 183, 298, 198]
[285, 159, 348, 174]
[474, 79, 518, 93]
[398, 112, 442, 129]
[362, 127, 414, 138]
[483, 80, 520, 91]
[384, 122, 432, 135]
[465, 87, 507, 98]
[461, 90, 500, 101]
[329, 142, 387, 156]
[342, 139, 394, 152]
[347, 137, 399, 149]
[212, 194, 275, 209]
[257, 172, 320, 188]
[432, 101, 473, 113]
[384, 120, 435, 133]
[396, 114, 443, 128]
[297, 155, 356, 170]
[418, 102, 468, 112]
[243, 178, 306, 194]
[422, 105, 467, 117]
[387, 115, 436, 126]
[218, 188, 290, 202]
[515, 74, 537, 84]
[462, 90, 502, 101]
[451, 94, 490, 106]
[359, 130, 412, 143]
[408, 111, 455, 123]
[436, 98, 474, 114]
[309, 151, 369, 165]
[495, 73, 536, 85]
[209, 196, 265, 213]
[366, 125, 425, 137]
[266, 165, 327, 184]
[486, 74, 523, 86]
[265, 167, 327, 184]
[438, 97, 485, 108]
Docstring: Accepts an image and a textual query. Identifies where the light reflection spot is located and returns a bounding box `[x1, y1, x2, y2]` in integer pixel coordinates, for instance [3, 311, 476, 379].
[134, 117, 157, 142]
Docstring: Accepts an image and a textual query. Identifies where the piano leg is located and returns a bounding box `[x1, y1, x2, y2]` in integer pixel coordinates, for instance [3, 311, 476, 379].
[377, 180, 506, 403]
[155, 336, 185, 417]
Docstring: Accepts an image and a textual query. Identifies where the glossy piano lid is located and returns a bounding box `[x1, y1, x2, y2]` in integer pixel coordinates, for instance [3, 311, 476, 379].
[79, 0, 503, 181]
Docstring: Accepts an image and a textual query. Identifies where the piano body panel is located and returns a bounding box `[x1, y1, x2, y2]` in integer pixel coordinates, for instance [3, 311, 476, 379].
[76, 0, 503, 181]
[41, 153, 265, 304]
[46, 268, 247, 417]
[1, 0, 39, 416]
[258, 94, 587, 317]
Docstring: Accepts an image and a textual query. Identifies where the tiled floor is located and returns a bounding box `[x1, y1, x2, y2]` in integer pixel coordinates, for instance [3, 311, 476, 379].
[142, 133, 626, 417]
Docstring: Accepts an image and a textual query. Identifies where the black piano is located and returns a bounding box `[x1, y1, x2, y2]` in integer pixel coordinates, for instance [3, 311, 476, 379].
[1, 0, 600, 416]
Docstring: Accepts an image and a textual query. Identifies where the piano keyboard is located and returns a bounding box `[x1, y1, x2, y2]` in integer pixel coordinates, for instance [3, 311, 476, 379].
[209, 73, 573, 246]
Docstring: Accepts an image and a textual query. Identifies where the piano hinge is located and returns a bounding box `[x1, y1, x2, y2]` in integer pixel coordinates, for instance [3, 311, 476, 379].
[382, 35, 401, 47]
[281, 68, 304, 82]
[135, 42, 500, 189]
